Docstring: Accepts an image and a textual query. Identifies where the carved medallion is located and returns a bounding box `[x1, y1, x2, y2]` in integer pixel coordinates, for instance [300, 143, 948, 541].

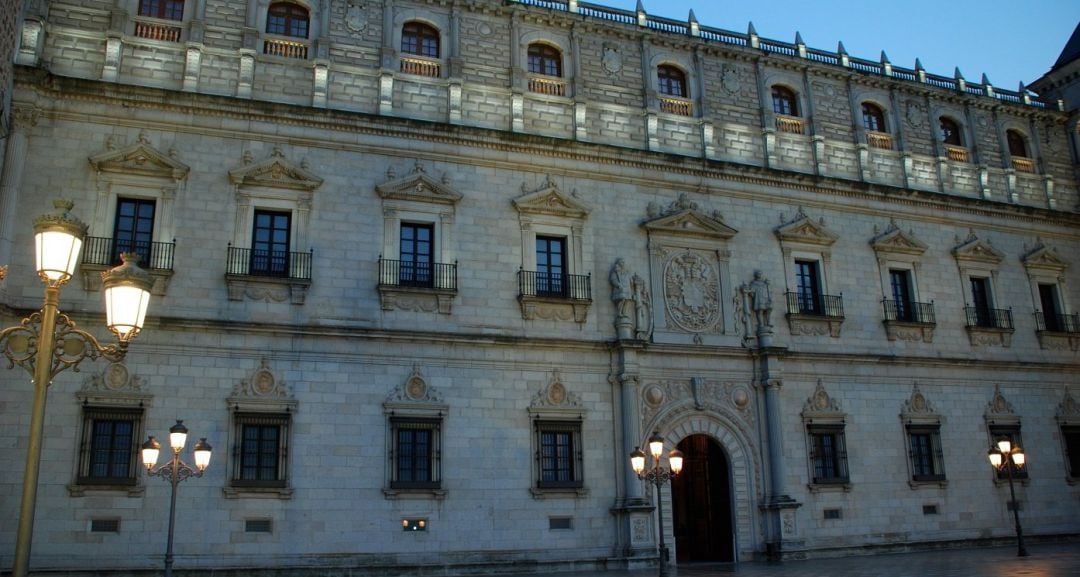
[664, 252, 720, 333]
[905, 100, 926, 129]
[601, 43, 622, 76]
[345, 1, 367, 33]
[721, 65, 740, 94]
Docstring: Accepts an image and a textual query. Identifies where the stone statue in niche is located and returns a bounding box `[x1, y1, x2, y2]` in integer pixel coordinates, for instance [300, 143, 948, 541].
[632, 273, 653, 341]
[739, 270, 774, 345]
[610, 258, 634, 339]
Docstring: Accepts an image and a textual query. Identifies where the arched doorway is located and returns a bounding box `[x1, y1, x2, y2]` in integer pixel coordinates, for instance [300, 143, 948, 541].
[671, 434, 734, 562]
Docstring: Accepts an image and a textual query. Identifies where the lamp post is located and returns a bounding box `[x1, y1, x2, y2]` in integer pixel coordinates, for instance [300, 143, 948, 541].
[142, 420, 213, 577]
[630, 431, 684, 577]
[0, 199, 154, 577]
[987, 438, 1028, 557]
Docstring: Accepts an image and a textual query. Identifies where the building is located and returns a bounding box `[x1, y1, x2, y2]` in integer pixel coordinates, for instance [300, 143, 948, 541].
[0, 0, 1078, 574]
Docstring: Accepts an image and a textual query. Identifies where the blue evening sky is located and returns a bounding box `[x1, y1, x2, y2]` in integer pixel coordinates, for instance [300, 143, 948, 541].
[596, 0, 1079, 89]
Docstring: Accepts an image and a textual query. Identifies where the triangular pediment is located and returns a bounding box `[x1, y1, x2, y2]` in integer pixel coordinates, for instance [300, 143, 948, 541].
[89, 142, 189, 180]
[376, 171, 462, 205]
[229, 150, 323, 191]
[512, 183, 590, 219]
[870, 222, 927, 256]
[775, 211, 838, 247]
[642, 209, 737, 240]
[952, 234, 1003, 265]
[1022, 242, 1068, 273]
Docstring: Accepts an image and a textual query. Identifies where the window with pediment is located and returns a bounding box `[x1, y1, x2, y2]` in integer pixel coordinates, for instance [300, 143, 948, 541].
[1057, 389, 1080, 483]
[226, 146, 322, 305]
[85, 132, 186, 296]
[985, 385, 1028, 483]
[900, 384, 946, 487]
[375, 161, 462, 314]
[871, 220, 934, 342]
[528, 370, 586, 498]
[383, 367, 447, 499]
[1021, 240, 1077, 349]
[512, 176, 592, 323]
[225, 359, 297, 499]
[952, 231, 1013, 347]
[775, 208, 843, 338]
[802, 381, 849, 490]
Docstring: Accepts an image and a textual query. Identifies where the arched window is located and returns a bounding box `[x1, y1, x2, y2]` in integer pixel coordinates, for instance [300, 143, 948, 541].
[862, 102, 887, 133]
[266, 2, 309, 38]
[138, 0, 185, 21]
[771, 86, 799, 117]
[401, 21, 440, 59]
[528, 43, 562, 77]
[939, 117, 963, 146]
[657, 65, 687, 98]
[1006, 129, 1028, 158]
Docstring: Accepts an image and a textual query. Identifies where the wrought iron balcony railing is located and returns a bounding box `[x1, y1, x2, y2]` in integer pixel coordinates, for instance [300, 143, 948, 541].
[82, 236, 175, 271]
[518, 270, 591, 301]
[1035, 311, 1080, 334]
[785, 292, 844, 318]
[883, 299, 935, 324]
[226, 245, 312, 280]
[964, 307, 1014, 330]
[378, 258, 457, 291]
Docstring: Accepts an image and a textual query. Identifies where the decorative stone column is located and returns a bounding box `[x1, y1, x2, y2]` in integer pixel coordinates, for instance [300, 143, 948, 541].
[0, 107, 38, 270]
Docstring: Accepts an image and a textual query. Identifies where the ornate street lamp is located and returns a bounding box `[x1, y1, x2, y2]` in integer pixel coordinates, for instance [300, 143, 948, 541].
[630, 431, 684, 577]
[142, 420, 213, 577]
[987, 438, 1028, 557]
[0, 200, 154, 577]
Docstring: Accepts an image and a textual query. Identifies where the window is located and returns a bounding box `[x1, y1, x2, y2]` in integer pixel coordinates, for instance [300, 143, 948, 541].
[988, 425, 1027, 480]
[528, 43, 562, 77]
[1006, 129, 1028, 158]
[794, 260, 822, 315]
[536, 421, 583, 489]
[251, 210, 291, 277]
[266, 2, 309, 38]
[390, 418, 441, 489]
[1039, 283, 1064, 331]
[889, 269, 914, 321]
[970, 277, 994, 327]
[398, 223, 434, 287]
[535, 235, 567, 297]
[1063, 426, 1080, 479]
[907, 426, 945, 482]
[112, 198, 156, 267]
[401, 22, 439, 58]
[77, 408, 142, 486]
[939, 117, 962, 146]
[808, 425, 848, 484]
[657, 65, 687, 98]
[232, 413, 289, 488]
[138, 0, 184, 20]
[771, 86, 799, 116]
[862, 102, 887, 133]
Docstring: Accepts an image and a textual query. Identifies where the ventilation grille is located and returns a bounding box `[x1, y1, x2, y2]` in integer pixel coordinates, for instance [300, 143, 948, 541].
[245, 519, 273, 533]
[549, 517, 573, 530]
[90, 519, 120, 533]
[823, 508, 842, 520]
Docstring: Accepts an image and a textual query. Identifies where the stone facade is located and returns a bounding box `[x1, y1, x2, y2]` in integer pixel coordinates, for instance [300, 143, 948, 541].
[0, 0, 1078, 575]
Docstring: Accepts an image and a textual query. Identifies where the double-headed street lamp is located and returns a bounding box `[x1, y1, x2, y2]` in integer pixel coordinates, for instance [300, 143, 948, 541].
[987, 438, 1028, 557]
[0, 200, 153, 577]
[630, 432, 684, 577]
[142, 420, 213, 577]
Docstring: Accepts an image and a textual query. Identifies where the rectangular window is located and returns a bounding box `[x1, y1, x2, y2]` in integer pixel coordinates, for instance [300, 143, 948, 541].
[1061, 426, 1080, 479]
[113, 198, 156, 266]
[535, 235, 566, 297]
[907, 426, 946, 482]
[889, 269, 914, 321]
[251, 210, 291, 277]
[794, 260, 822, 314]
[78, 408, 141, 486]
[536, 421, 583, 489]
[970, 277, 993, 327]
[391, 418, 441, 489]
[808, 425, 849, 484]
[1039, 283, 1062, 331]
[988, 425, 1028, 480]
[399, 223, 434, 287]
[232, 413, 289, 488]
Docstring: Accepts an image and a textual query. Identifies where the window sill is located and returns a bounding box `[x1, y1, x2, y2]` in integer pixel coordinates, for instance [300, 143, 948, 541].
[786, 312, 844, 338]
[807, 481, 850, 493]
[226, 274, 310, 305]
[378, 284, 457, 314]
[1035, 330, 1080, 351]
[68, 482, 144, 497]
[964, 325, 1014, 347]
[908, 479, 948, 489]
[530, 486, 588, 500]
[383, 487, 447, 500]
[223, 485, 294, 499]
[518, 294, 591, 323]
[883, 319, 935, 343]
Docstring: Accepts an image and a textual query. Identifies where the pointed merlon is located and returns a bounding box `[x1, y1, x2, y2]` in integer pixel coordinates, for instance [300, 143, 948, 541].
[880, 50, 890, 64]
[688, 9, 697, 23]
[636, 0, 645, 12]
[795, 31, 805, 45]
[1017, 81, 1026, 93]
[837, 41, 847, 55]
[748, 21, 758, 36]
[981, 73, 991, 86]
[915, 58, 924, 71]
[954, 66, 964, 80]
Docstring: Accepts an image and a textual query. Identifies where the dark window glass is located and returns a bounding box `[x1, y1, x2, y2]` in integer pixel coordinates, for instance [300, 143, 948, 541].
[795, 260, 821, 314]
[771, 86, 798, 116]
[1039, 283, 1062, 331]
[400, 223, 433, 287]
[657, 65, 687, 98]
[908, 427, 945, 481]
[251, 210, 291, 276]
[940, 117, 962, 146]
[401, 22, 440, 58]
[1006, 130, 1028, 158]
[266, 2, 309, 38]
[809, 426, 848, 484]
[79, 408, 140, 485]
[862, 102, 887, 132]
[240, 424, 280, 481]
[138, 0, 185, 20]
[113, 198, 156, 266]
[528, 44, 562, 77]
[536, 235, 566, 297]
[392, 419, 440, 489]
[1063, 426, 1080, 478]
[970, 277, 993, 327]
[890, 269, 913, 321]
